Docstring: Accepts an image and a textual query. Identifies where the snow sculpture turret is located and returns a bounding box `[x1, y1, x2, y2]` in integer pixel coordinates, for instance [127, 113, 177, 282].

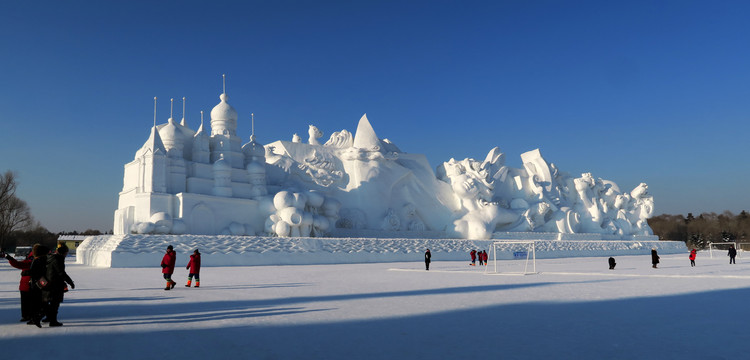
[242, 133, 268, 198]
[209, 85, 243, 168]
[192, 112, 210, 164]
[212, 154, 233, 197]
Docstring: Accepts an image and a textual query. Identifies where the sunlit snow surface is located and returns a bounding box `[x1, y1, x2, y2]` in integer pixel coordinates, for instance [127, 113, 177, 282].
[2, 252, 748, 360]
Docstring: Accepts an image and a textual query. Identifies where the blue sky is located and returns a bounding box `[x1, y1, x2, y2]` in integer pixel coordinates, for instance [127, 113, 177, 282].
[1, 0, 749, 232]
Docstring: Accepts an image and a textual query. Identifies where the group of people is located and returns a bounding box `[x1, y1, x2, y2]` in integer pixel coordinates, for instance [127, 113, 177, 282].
[3, 242, 75, 328]
[646, 246, 739, 269]
[470, 249, 488, 266]
[161, 245, 202, 290]
[682, 245, 738, 267]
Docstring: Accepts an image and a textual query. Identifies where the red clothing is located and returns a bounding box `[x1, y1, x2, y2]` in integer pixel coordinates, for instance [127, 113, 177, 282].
[186, 253, 201, 274]
[689, 250, 696, 261]
[7, 257, 32, 292]
[161, 250, 176, 274]
[470, 250, 476, 261]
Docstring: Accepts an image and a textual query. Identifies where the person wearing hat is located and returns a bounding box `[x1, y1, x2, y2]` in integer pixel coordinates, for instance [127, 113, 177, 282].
[43, 243, 74, 327]
[161, 245, 177, 290]
[185, 249, 201, 287]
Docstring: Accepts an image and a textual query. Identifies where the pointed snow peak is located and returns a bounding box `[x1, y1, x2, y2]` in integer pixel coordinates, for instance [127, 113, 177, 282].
[143, 125, 166, 155]
[352, 113, 381, 150]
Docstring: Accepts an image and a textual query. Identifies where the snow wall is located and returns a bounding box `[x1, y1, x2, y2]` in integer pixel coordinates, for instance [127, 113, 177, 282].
[76, 234, 687, 268]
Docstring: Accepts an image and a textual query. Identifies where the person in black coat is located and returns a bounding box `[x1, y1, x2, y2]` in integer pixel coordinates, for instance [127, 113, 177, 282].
[424, 249, 431, 271]
[42, 243, 75, 327]
[27, 244, 50, 328]
[651, 248, 660, 269]
[728, 245, 737, 264]
[608, 257, 616, 270]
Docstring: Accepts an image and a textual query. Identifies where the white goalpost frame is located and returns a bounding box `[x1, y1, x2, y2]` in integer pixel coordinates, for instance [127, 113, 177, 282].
[708, 242, 740, 259]
[485, 240, 537, 275]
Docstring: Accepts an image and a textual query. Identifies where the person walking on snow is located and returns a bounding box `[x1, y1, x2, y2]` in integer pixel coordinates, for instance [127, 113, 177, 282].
[185, 249, 201, 287]
[470, 249, 477, 266]
[689, 249, 697, 267]
[728, 245, 737, 264]
[424, 249, 431, 271]
[161, 245, 177, 290]
[478, 249, 484, 266]
[651, 248, 660, 269]
[482, 250, 488, 266]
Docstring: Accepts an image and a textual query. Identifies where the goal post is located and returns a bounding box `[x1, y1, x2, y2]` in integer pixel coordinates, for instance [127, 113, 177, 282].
[708, 242, 740, 259]
[484, 240, 537, 275]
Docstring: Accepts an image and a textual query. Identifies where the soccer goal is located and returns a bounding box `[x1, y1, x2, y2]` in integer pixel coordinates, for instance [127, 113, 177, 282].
[708, 242, 740, 259]
[484, 240, 537, 275]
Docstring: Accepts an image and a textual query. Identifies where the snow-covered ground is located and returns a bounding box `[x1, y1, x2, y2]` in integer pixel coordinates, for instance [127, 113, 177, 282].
[1, 252, 747, 360]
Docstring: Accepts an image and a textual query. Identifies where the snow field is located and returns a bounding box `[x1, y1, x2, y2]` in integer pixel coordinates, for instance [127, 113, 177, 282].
[1, 252, 748, 360]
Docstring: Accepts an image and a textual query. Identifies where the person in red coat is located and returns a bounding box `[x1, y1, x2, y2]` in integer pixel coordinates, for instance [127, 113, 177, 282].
[482, 250, 488, 266]
[470, 249, 477, 266]
[185, 249, 201, 288]
[3, 250, 33, 321]
[161, 245, 177, 290]
[689, 248, 697, 267]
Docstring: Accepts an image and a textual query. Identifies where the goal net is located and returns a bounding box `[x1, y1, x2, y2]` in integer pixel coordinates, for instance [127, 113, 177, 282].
[485, 240, 537, 275]
[708, 242, 740, 259]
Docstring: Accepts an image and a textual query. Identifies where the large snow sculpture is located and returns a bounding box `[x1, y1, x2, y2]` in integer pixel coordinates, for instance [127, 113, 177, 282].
[114, 82, 655, 240]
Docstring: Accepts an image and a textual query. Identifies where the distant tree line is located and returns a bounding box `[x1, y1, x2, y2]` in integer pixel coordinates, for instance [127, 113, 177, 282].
[1, 169, 110, 252]
[648, 211, 750, 249]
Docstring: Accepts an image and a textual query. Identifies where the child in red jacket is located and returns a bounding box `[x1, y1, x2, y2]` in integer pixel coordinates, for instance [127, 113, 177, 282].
[185, 249, 201, 288]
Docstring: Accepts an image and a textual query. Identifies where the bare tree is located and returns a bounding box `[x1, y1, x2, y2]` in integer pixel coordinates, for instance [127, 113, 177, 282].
[0, 171, 34, 249]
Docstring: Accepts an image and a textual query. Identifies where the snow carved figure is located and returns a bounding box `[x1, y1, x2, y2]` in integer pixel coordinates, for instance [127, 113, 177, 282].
[266, 190, 333, 237]
[438, 158, 520, 239]
[115, 81, 656, 240]
[381, 208, 401, 231]
[308, 125, 323, 145]
[324, 129, 353, 148]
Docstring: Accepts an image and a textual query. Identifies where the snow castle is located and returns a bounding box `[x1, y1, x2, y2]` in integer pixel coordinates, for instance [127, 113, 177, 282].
[114, 84, 656, 241]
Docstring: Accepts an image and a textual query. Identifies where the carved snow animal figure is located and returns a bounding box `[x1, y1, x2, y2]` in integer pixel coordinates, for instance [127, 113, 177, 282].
[308, 125, 323, 145]
[439, 160, 519, 239]
[573, 173, 607, 233]
[628, 183, 654, 235]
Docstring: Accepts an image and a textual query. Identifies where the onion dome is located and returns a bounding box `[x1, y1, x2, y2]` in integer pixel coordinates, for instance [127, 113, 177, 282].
[210, 93, 238, 135]
[242, 134, 265, 159]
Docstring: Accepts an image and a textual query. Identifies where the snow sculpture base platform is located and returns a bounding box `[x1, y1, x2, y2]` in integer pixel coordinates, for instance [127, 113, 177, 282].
[76, 235, 686, 268]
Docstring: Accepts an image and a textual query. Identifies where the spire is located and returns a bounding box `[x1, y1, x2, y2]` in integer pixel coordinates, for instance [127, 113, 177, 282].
[145, 97, 166, 155]
[251, 113, 255, 137]
[181, 97, 187, 126]
[222, 74, 226, 95]
[169, 98, 175, 123]
[196, 110, 205, 134]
